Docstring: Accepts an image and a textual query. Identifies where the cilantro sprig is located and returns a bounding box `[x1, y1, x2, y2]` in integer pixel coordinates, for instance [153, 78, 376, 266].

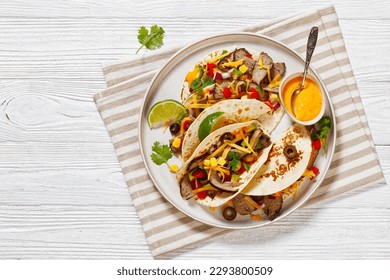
[136, 25, 165, 54]
[190, 75, 215, 99]
[227, 151, 241, 172]
[151, 141, 172, 167]
[312, 116, 332, 154]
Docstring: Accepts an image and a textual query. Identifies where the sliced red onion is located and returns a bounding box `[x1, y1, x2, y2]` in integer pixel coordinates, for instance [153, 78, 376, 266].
[214, 72, 222, 80]
[273, 102, 281, 111]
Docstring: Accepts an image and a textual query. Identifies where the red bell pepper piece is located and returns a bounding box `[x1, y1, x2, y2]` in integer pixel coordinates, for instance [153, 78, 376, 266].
[197, 191, 208, 199]
[223, 87, 232, 99]
[311, 166, 319, 176]
[312, 139, 321, 150]
[249, 88, 259, 99]
[207, 63, 216, 78]
[192, 169, 206, 179]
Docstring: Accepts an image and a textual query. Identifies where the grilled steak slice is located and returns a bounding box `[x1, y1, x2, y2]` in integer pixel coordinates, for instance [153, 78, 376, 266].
[232, 194, 256, 215]
[210, 170, 241, 191]
[180, 175, 194, 200]
[271, 62, 286, 79]
[252, 52, 273, 85]
[233, 48, 256, 75]
[217, 52, 234, 72]
[263, 195, 283, 220]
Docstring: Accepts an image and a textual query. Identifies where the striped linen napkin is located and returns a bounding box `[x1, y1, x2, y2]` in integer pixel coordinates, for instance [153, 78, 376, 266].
[93, 5, 385, 257]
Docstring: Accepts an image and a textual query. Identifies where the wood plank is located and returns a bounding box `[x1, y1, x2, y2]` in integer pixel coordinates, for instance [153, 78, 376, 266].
[1, 0, 389, 19]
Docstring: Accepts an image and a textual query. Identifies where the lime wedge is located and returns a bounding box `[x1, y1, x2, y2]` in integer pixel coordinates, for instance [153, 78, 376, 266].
[198, 112, 224, 141]
[147, 99, 187, 128]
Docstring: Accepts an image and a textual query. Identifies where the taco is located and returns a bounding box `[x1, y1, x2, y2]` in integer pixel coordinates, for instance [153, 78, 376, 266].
[242, 123, 312, 196]
[181, 99, 272, 162]
[176, 120, 273, 207]
[181, 47, 286, 121]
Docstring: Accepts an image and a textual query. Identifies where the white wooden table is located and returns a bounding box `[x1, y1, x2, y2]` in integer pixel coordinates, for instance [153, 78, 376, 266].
[0, 0, 389, 259]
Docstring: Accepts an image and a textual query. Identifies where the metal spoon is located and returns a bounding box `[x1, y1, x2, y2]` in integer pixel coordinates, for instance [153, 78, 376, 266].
[291, 26, 319, 116]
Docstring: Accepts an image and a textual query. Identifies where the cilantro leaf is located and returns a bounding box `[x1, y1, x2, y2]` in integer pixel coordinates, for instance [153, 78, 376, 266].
[227, 152, 241, 160]
[136, 25, 165, 54]
[312, 116, 332, 154]
[190, 78, 202, 91]
[202, 76, 215, 88]
[227, 152, 242, 172]
[151, 141, 172, 166]
[243, 163, 251, 172]
[228, 158, 241, 172]
[190, 75, 215, 99]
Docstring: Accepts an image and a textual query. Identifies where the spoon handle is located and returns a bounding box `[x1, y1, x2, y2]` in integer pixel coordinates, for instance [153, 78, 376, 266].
[301, 26, 319, 87]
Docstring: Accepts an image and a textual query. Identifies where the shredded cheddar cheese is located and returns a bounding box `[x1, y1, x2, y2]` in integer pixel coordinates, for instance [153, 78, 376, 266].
[221, 59, 243, 68]
[205, 52, 231, 64]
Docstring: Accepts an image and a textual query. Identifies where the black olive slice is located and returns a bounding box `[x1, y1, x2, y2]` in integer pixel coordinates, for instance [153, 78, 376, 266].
[223, 206, 237, 221]
[283, 145, 298, 159]
[259, 134, 271, 148]
[169, 123, 180, 135]
[220, 132, 235, 142]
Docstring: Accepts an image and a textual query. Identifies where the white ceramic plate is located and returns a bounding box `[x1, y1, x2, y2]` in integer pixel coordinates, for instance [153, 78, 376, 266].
[139, 33, 336, 229]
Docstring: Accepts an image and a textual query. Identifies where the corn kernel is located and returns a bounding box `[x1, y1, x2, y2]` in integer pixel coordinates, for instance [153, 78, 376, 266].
[169, 164, 179, 173]
[269, 93, 279, 100]
[203, 159, 211, 167]
[172, 138, 181, 148]
[210, 157, 218, 167]
[217, 157, 226, 166]
[239, 64, 248, 74]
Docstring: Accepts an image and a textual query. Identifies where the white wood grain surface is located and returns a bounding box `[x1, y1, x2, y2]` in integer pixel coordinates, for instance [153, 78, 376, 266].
[0, 0, 389, 259]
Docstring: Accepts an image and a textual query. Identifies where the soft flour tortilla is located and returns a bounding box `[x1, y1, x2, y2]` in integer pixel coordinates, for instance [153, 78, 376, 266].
[181, 99, 272, 162]
[176, 120, 273, 207]
[180, 48, 286, 161]
[242, 123, 312, 196]
[181, 48, 259, 102]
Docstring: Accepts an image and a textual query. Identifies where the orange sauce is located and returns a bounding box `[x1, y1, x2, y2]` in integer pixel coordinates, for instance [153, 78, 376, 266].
[282, 77, 322, 121]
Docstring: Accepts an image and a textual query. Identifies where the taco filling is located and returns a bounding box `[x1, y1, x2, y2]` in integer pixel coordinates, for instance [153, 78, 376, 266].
[182, 48, 286, 119]
[177, 121, 272, 207]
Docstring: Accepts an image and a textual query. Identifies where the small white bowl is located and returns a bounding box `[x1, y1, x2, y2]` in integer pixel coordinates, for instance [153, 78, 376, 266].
[279, 72, 325, 126]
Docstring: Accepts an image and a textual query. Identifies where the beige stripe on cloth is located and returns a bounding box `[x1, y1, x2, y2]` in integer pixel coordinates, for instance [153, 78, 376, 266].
[94, 5, 385, 257]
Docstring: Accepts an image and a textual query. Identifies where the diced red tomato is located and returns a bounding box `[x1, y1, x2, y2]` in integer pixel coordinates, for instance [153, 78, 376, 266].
[197, 191, 208, 199]
[246, 53, 252, 59]
[237, 161, 247, 174]
[207, 63, 216, 78]
[249, 88, 259, 99]
[263, 99, 274, 110]
[223, 87, 232, 99]
[192, 168, 206, 179]
[182, 119, 192, 131]
[311, 166, 319, 176]
[190, 179, 202, 190]
[312, 139, 321, 150]
[224, 173, 232, 182]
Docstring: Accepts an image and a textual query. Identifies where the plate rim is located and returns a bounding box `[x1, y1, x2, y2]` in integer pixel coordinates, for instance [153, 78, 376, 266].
[138, 31, 337, 229]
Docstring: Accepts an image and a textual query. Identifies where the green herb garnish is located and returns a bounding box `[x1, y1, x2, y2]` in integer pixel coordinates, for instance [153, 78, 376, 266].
[151, 141, 172, 167]
[232, 68, 242, 78]
[227, 152, 241, 172]
[190, 75, 215, 99]
[136, 25, 165, 54]
[312, 116, 332, 154]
